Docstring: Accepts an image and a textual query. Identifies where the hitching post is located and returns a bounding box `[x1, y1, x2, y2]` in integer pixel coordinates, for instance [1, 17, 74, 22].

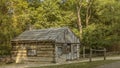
[104, 48, 106, 60]
[89, 48, 92, 62]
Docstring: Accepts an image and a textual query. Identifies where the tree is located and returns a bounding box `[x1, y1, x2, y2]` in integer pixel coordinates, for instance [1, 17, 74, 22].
[0, 0, 29, 55]
[76, 0, 83, 38]
[85, 0, 94, 26]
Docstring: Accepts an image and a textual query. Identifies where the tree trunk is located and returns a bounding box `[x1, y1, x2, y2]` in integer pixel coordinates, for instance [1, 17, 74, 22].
[85, 0, 94, 27]
[76, 0, 83, 38]
[76, 0, 83, 58]
[85, 6, 90, 27]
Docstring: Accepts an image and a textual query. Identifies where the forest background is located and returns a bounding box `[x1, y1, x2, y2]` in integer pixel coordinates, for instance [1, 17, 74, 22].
[0, 0, 119, 55]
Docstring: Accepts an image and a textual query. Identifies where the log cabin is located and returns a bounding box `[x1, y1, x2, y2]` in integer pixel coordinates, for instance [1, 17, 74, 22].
[11, 27, 80, 63]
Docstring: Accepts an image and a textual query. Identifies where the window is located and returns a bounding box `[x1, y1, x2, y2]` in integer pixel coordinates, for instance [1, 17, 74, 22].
[27, 49, 37, 56]
[63, 44, 71, 54]
[58, 47, 62, 56]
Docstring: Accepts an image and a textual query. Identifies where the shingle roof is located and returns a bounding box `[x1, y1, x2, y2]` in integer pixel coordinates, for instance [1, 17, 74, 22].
[12, 27, 80, 43]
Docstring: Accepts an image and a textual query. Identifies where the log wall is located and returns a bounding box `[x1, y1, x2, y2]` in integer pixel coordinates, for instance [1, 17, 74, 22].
[11, 42, 55, 63]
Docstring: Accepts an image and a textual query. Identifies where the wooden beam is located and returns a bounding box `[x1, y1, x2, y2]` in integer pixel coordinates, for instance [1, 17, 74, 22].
[71, 44, 73, 60]
[77, 44, 80, 60]
[89, 48, 92, 62]
[54, 44, 57, 63]
[55, 43, 80, 44]
[104, 48, 106, 60]
[89, 48, 107, 62]
[83, 46, 86, 58]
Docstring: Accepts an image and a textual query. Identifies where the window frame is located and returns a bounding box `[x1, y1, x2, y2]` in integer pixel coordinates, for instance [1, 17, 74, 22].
[27, 49, 37, 57]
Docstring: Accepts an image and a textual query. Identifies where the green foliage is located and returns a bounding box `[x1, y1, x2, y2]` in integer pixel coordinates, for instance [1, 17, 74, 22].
[82, 22, 120, 48]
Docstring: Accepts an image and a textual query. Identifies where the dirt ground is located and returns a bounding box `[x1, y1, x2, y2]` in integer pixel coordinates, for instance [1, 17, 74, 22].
[96, 61, 120, 68]
[0, 64, 28, 68]
[0, 56, 120, 68]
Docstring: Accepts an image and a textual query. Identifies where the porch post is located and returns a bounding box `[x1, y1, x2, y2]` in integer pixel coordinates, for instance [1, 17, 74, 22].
[54, 43, 58, 63]
[77, 44, 80, 60]
[71, 44, 74, 60]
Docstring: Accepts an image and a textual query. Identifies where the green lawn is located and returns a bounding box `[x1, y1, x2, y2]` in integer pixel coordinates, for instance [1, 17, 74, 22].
[29, 60, 120, 68]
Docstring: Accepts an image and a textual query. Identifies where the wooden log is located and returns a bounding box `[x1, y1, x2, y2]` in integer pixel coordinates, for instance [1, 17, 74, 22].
[71, 44, 73, 60]
[37, 51, 54, 55]
[12, 46, 20, 50]
[39, 48, 54, 51]
[11, 52, 26, 55]
[11, 50, 27, 53]
[37, 54, 54, 57]
[12, 48, 19, 51]
[24, 61, 53, 64]
[12, 46, 20, 48]
[12, 54, 27, 57]
[55, 43, 80, 44]
[38, 43, 54, 45]
[89, 48, 92, 62]
[37, 45, 54, 48]
[54, 44, 57, 63]
[37, 51, 54, 54]
[24, 57, 53, 62]
[104, 48, 106, 60]
[26, 57, 53, 59]
[83, 46, 86, 58]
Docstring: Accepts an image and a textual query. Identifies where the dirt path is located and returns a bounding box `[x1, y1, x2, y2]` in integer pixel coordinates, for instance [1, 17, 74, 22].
[0, 64, 28, 68]
[96, 61, 120, 68]
[26, 56, 120, 67]
[0, 56, 120, 68]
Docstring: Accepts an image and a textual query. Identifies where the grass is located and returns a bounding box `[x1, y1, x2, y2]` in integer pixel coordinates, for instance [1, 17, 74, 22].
[29, 60, 120, 68]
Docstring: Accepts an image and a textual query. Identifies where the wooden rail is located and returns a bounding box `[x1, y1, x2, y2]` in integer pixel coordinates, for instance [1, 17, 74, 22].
[89, 48, 106, 62]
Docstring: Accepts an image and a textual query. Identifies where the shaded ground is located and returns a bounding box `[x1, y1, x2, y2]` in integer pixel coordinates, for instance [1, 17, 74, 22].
[96, 61, 120, 68]
[26, 56, 120, 67]
[0, 56, 120, 68]
[0, 64, 27, 68]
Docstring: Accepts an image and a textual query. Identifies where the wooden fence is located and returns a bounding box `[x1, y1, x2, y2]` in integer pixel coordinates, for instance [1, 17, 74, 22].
[89, 48, 106, 62]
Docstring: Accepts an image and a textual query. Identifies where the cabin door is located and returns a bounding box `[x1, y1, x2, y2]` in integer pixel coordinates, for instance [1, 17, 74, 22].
[57, 46, 66, 62]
